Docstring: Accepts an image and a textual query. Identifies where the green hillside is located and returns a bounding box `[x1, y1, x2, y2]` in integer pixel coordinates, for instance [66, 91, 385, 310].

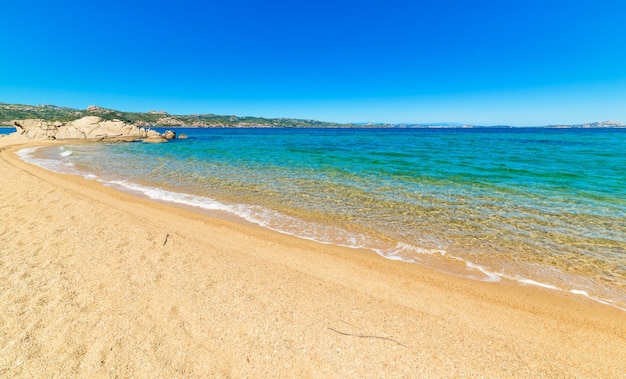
[0, 102, 352, 128]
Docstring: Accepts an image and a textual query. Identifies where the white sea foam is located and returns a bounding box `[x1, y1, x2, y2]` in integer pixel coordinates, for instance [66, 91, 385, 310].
[60, 150, 73, 157]
[496, 277, 626, 312]
[395, 241, 445, 256]
[516, 278, 560, 290]
[385, 242, 503, 282]
[568, 291, 626, 312]
[556, 288, 626, 312]
[465, 261, 502, 282]
[16, 147, 39, 159]
[18, 147, 72, 174]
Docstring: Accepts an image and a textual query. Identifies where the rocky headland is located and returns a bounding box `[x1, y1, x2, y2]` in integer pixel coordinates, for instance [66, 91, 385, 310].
[7, 116, 176, 143]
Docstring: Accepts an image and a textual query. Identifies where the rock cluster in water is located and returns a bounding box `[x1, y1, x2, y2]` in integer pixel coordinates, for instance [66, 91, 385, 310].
[10, 116, 176, 143]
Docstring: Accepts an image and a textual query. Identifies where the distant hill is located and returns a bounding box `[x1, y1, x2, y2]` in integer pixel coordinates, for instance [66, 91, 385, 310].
[0, 102, 353, 128]
[546, 120, 625, 128]
[1, 102, 624, 128]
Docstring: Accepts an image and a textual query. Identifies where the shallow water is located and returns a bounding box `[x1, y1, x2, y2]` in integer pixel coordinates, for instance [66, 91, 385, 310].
[22, 128, 626, 309]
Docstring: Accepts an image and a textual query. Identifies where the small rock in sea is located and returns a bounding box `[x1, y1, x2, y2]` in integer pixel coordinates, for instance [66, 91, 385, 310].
[163, 130, 176, 140]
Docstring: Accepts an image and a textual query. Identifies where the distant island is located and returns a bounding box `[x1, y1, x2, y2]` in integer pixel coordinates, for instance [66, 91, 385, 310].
[544, 120, 626, 129]
[1, 102, 624, 128]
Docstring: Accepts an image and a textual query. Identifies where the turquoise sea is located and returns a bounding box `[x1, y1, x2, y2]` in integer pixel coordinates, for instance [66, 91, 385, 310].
[20, 128, 626, 310]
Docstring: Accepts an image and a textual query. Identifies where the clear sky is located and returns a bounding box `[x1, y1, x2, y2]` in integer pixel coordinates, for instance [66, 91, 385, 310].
[2, 0, 625, 125]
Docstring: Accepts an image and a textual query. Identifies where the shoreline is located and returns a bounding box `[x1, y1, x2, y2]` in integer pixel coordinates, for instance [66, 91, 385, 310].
[22, 139, 626, 312]
[1, 136, 625, 377]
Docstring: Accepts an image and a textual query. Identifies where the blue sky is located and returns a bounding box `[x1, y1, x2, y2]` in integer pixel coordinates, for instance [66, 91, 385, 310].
[2, 0, 625, 125]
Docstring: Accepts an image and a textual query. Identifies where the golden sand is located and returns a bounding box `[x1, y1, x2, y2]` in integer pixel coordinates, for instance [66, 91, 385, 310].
[1, 136, 624, 377]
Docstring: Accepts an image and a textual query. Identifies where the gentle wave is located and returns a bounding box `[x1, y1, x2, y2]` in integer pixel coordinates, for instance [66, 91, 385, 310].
[17, 147, 76, 173]
[16, 145, 626, 312]
[105, 179, 433, 258]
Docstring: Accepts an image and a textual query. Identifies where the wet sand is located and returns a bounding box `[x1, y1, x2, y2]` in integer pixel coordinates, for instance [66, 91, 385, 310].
[1, 136, 624, 377]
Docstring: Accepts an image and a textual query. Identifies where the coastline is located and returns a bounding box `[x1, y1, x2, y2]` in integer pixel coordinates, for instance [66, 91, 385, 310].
[1, 136, 625, 377]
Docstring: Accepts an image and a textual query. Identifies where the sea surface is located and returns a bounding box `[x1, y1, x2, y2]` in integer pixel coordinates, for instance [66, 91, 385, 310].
[20, 128, 626, 310]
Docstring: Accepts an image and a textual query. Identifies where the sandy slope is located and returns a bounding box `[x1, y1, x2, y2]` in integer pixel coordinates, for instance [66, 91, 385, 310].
[1, 136, 624, 378]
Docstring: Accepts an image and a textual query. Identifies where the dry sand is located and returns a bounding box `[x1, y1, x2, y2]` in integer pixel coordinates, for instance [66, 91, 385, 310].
[1, 136, 625, 378]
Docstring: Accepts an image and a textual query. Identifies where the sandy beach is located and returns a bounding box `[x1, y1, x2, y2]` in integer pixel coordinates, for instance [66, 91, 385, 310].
[1, 136, 625, 378]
